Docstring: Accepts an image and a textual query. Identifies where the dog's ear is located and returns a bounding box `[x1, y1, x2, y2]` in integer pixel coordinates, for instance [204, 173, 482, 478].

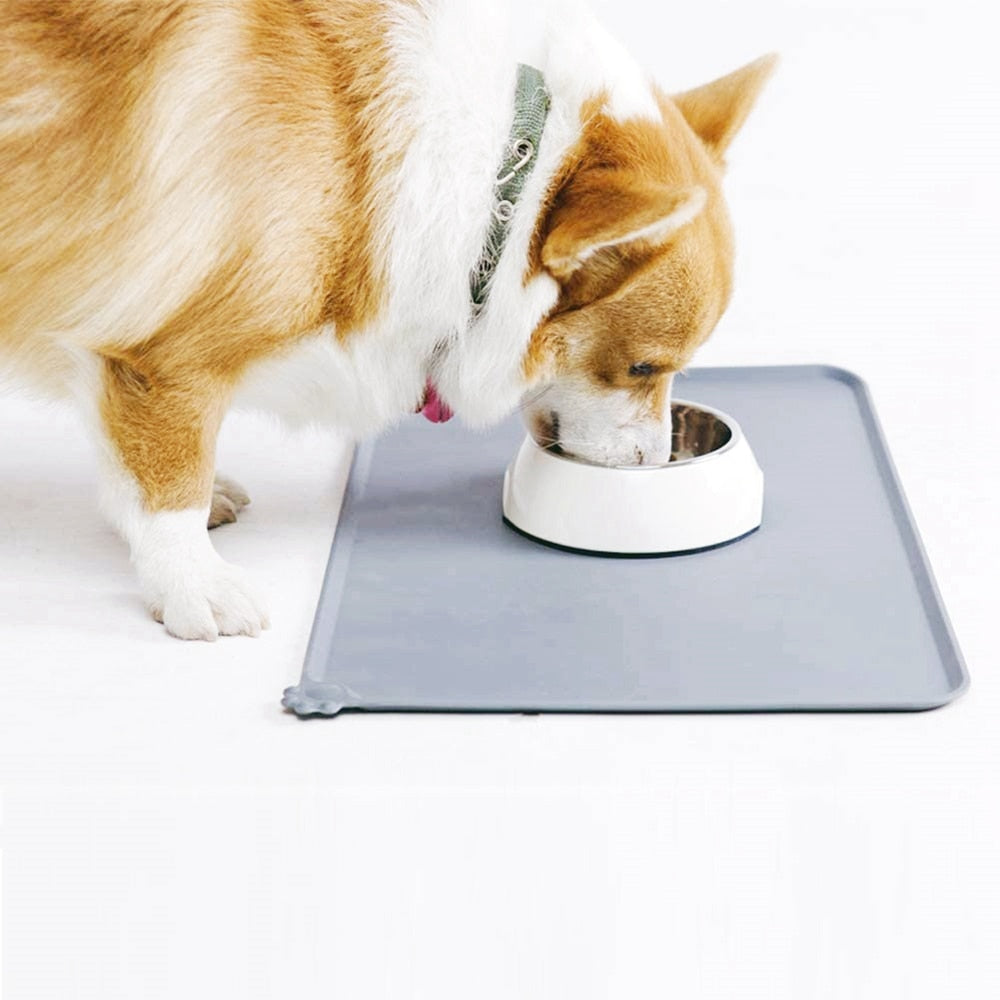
[541, 175, 706, 282]
[673, 53, 778, 164]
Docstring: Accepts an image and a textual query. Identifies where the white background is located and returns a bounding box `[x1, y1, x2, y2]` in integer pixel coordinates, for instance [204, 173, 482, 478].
[2, 0, 999, 996]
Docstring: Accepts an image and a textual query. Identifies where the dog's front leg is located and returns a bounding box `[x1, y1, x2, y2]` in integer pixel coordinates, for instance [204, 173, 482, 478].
[96, 354, 269, 640]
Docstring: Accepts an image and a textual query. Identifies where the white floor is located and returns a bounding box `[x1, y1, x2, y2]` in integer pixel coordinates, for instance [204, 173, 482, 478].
[2, 2, 999, 997]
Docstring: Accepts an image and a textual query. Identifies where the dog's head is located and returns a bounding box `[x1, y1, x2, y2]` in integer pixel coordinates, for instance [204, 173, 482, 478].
[522, 55, 776, 466]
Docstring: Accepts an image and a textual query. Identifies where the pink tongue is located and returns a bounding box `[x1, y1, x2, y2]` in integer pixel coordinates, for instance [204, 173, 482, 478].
[420, 380, 454, 423]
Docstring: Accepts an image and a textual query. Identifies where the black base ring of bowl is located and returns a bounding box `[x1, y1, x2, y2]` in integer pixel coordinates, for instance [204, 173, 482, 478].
[501, 516, 760, 559]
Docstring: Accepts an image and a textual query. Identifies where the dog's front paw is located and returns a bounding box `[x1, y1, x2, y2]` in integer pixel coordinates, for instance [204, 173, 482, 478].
[208, 474, 251, 529]
[148, 561, 270, 641]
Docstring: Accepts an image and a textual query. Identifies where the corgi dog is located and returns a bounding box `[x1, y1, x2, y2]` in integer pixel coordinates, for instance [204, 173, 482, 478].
[0, 0, 774, 640]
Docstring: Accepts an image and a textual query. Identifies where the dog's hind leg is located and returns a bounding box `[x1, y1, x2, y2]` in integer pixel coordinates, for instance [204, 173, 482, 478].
[96, 353, 269, 640]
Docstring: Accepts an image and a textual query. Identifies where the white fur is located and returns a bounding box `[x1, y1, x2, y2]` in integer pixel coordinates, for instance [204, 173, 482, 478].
[235, 0, 664, 434]
[632, 187, 709, 243]
[62, 352, 268, 641]
[129, 508, 268, 641]
[52, 6, 244, 349]
[0, 85, 64, 138]
[527, 373, 676, 467]
[536, 1, 661, 123]
[7, 1, 673, 639]
[570, 187, 708, 270]
[104, 487, 269, 642]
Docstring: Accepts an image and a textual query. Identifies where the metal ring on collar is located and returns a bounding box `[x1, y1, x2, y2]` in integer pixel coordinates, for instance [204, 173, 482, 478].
[493, 200, 515, 223]
[513, 137, 534, 161]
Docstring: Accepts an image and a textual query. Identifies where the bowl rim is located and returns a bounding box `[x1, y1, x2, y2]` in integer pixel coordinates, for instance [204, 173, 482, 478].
[527, 398, 744, 472]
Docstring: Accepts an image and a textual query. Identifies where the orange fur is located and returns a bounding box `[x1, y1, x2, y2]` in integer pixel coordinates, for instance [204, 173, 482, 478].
[0, 0, 776, 638]
[0, 0, 410, 509]
[1, 0, 771, 509]
[523, 57, 776, 422]
[672, 54, 778, 166]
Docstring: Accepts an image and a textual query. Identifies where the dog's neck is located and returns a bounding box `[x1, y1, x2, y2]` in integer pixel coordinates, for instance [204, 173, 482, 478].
[468, 64, 551, 320]
[236, 2, 659, 436]
[421, 2, 661, 429]
[419, 63, 551, 424]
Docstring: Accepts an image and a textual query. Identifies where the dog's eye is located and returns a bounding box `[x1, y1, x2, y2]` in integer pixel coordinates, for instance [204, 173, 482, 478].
[628, 362, 657, 377]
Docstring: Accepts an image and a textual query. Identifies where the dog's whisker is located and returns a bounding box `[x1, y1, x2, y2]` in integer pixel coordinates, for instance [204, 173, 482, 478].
[532, 434, 604, 452]
[517, 383, 554, 412]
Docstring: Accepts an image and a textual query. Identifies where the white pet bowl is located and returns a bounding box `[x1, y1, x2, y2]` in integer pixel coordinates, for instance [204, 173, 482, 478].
[502, 400, 764, 556]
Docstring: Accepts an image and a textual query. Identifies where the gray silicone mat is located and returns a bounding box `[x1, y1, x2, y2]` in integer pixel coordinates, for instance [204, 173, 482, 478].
[282, 366, 968, 717]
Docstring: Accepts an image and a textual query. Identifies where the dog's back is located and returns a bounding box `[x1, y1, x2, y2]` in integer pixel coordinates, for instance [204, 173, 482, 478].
[0, 0, 405, 395]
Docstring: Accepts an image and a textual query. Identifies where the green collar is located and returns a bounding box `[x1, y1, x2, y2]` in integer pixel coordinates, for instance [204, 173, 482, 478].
[469, 64, 551, 316]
